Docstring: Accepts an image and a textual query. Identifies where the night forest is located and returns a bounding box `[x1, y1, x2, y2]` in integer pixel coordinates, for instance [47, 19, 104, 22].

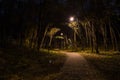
[0, 0, 120, 53]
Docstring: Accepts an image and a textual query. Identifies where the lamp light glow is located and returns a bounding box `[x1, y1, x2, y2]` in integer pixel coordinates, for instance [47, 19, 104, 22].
[69, 17, 74, 21]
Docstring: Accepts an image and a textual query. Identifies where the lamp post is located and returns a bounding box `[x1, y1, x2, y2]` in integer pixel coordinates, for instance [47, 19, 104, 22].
[60, 33, 63, 49]
[69, 16, 77, 49]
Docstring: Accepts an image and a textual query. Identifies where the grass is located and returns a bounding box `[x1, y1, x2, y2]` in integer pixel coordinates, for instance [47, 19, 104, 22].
[0, 46, 66, 80]
[81, 52, 120, 80]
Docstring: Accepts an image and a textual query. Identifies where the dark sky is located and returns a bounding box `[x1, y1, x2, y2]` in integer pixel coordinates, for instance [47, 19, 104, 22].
[15, 0, 65, 3]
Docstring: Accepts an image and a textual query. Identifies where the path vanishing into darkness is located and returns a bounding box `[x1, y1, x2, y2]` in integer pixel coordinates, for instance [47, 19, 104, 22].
[56, 51, 105, 80]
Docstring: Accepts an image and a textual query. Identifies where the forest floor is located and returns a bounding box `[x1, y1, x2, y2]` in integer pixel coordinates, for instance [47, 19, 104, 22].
[81, 51, 120, 80]
[0, 46, 120, 80]
[0, 46, 66, 80]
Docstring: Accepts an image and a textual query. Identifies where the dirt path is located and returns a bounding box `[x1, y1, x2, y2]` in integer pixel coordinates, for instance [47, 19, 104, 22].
[56, 51, 105, 80]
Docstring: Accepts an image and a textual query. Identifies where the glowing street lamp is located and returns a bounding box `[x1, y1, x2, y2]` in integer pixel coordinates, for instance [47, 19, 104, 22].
[69, 16, 77, 49]
[69, 16, 74, 22]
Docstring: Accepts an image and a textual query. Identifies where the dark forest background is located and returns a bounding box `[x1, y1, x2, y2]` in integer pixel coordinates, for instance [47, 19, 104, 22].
[0, 0, 120, 53]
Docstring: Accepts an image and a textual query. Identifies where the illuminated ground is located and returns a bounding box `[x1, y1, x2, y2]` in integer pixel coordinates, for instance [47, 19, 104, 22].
[56, 51, 105, 80]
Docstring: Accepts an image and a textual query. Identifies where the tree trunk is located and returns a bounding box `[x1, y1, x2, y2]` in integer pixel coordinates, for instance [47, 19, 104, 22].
[91, 21, 99, 53]
[110, 26, 118, 51]
[40, 27, 49, 49]
[49, 36, 53, 48]
[101, 22, 108, 51]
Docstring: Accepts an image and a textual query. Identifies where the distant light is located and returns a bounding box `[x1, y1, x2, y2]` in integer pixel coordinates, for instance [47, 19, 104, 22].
[69, 17, 74, 22]
[60, 33, 63, 36]
[49, 60, 52, 63]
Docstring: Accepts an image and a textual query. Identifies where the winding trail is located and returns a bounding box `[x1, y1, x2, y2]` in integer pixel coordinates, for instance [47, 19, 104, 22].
[56, 51, 105, 80]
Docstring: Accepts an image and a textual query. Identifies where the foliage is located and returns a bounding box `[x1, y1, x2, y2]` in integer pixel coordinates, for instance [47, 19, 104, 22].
[47, 27, 60, 47]
[66, 0, 120, 53]
[47, 28, 60, 37]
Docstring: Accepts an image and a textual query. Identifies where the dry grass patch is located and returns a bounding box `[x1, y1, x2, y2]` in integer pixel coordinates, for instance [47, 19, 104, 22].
[81, 52, 120, 80]
[0, 47, 66, 80]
